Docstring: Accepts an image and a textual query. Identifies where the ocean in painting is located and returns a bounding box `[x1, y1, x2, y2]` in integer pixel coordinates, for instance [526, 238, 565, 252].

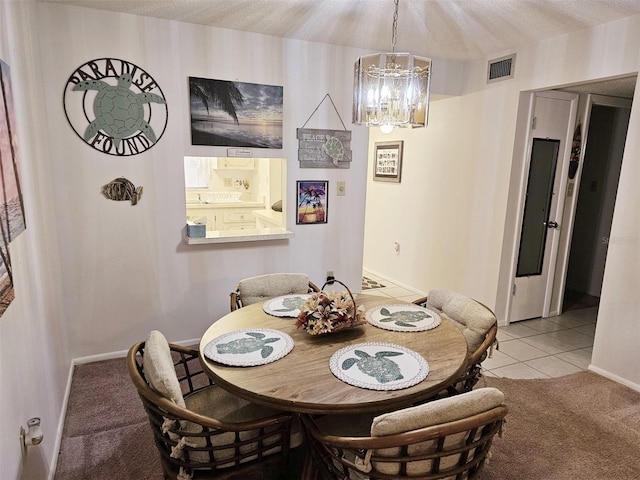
[191, 115, 282, 148]
[0, 198, 26, 278]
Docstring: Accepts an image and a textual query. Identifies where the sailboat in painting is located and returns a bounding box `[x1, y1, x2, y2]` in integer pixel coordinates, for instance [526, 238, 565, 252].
[0, 59, 27, 316]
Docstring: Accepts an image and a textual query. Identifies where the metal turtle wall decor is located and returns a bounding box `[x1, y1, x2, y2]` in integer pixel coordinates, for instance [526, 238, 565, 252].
[102, 177, 143, 205]
[63, 58, 168, 156]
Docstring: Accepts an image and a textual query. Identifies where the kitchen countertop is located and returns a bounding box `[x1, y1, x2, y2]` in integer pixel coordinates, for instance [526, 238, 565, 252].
[186, 201, 265, 209]
[185, 226, 293, 244]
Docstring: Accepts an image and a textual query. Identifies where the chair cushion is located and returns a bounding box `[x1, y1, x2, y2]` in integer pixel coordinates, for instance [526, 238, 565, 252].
[313, 389, 505, 478]
[174, 386, 302, 466]
[312, 388, 505, 438]
[370, 388, 505, 477]
[371, 387, 505, 436]
[143, 330, 185, 407]
[186, 386, 304, 448]
[238, 273, 310, 306]
[426, 289, 496, 353]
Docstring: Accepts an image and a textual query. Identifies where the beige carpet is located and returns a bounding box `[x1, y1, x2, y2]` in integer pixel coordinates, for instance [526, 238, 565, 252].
[478, 372, 640, 480]
[54, 359, 640, 479]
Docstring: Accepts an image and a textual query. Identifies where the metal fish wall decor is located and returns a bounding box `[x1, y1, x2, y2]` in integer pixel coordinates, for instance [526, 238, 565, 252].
[102, 177, 143, 205]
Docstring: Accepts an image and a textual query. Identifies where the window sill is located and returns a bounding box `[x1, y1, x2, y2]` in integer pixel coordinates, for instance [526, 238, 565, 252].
[185, 227, 294, 245]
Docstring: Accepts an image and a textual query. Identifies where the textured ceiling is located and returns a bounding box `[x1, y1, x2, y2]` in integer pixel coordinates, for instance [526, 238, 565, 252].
[41, 0, 638, 96]
[42, 0, 640, 61]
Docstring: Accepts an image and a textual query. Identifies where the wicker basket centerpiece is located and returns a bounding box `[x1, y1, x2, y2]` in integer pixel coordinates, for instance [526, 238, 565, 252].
[295, 278, 365, 335]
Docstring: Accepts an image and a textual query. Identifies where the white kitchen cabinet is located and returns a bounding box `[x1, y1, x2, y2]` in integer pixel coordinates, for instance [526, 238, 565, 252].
[254, 209, 283, 229]
[220, 209, 255, 230]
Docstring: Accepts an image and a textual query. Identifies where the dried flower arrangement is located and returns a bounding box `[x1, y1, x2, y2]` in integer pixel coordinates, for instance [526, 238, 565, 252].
[295, 280, 365, 335]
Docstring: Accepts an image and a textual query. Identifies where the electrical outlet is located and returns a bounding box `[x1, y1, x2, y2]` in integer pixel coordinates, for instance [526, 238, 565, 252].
[224, 177, 232, 187]
[326, 270, 334, 280]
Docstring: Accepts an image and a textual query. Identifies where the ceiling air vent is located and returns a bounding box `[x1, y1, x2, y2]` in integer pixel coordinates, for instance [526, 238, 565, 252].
[487, 54, 516, 84]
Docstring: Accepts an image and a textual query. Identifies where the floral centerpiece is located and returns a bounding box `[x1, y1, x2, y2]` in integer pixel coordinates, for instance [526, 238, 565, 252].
[295, 281, 366, 335]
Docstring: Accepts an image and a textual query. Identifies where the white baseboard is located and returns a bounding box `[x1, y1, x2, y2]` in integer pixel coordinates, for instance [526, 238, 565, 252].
[72, 338, 202, 365]
[362, 268, 426, 296]
[48, 360, 75, 480]
[588, 365, 640, 393]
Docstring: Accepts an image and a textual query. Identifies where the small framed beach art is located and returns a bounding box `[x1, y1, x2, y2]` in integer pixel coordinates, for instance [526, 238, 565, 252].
[296, 180, 328, 225]
[373, 140, 403, 183]
[189, 77, 283, 148]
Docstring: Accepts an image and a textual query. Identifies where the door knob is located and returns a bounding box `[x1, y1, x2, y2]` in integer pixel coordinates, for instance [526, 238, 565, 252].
[545, 221, 559, 229]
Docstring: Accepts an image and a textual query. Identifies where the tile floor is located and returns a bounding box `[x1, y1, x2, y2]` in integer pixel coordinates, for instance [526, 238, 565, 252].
[361, 271, 597, 379]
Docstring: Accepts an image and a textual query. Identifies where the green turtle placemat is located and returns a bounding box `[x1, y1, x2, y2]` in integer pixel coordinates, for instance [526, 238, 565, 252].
[329, 342, 429, 390]
[263, 294, 312, 318]
[203, 329, 293, 366]
[365, 304, 441, 332]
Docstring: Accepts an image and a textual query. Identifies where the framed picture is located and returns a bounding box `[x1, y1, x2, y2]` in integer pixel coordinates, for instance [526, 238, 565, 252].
[373, 140, 404, 183]
[296, 180, 328, 224]
[189, 76, 283, 148]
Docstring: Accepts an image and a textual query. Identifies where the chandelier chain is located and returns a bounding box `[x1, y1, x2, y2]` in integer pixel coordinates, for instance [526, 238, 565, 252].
[391, 0, 399, 53]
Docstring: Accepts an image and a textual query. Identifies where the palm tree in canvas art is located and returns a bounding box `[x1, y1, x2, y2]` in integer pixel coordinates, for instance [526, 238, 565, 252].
[0, 59, 27, 317]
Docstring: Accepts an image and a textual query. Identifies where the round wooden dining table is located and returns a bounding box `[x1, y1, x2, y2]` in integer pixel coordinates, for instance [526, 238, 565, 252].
[199, 293, 468, 415]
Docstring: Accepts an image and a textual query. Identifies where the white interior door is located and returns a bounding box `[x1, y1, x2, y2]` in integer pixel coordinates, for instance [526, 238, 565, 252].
[510, 91, 578, 322]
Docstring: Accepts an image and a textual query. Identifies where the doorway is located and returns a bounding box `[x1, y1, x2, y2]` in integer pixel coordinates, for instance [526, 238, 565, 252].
[562, 98, 632, 312]
[499, 77, 635, 325]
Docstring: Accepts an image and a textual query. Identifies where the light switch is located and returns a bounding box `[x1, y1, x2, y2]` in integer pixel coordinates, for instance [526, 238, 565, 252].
[337, 181, 346, 196]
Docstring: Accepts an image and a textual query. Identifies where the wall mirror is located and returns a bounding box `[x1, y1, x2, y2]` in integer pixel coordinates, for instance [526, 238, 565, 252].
[184, 156, 289, 243]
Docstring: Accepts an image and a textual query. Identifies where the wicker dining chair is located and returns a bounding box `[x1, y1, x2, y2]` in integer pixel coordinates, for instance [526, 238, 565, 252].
[230, 273, 319, 311]
[301, 387, 508, 480]
[127, 330, 303, 479]
[414, 289, 498, 395]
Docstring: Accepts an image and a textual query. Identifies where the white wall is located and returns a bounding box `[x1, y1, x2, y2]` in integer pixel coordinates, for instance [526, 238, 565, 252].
[364, 14, 640, 390]
[2, 2, 640, 478]
[364, 86, 519, 306]
[0, 1, 70, 479]
[1, 2, 375, 478]
[33, 3, 374, 359]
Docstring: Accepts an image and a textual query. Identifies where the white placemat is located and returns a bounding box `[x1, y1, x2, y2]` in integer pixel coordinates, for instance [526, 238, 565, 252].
[329, 342, 429, 391]
[365, 304, 441, 332]
[263, 294, 312, 317]
[203, 328, 293, 366]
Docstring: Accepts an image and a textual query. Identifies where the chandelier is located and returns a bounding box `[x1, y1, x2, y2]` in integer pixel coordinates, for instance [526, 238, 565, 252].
[353, 0, 431, 133]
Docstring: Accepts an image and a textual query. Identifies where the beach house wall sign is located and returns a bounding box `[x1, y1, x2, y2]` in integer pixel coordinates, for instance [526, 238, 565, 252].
[297, 128, 352, 169]
[63, 58, 168, 156]
[297, 94, 352, 169]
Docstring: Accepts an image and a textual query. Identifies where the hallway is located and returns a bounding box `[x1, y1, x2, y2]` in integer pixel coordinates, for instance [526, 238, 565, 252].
[362, 271, 596, 380]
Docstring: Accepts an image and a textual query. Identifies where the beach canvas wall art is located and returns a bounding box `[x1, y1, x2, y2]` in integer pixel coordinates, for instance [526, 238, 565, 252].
[0, 59, 27, 317]
[189, 77, 283, 149]
[297, 180, 328, 225]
